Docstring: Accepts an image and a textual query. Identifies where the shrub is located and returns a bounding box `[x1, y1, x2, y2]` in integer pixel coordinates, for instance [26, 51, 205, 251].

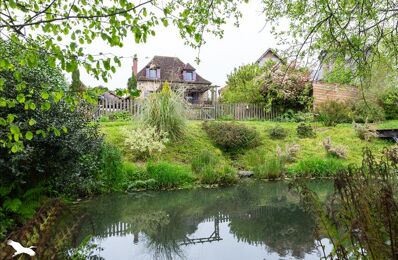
[287, 158, 347, 177]
[268, 125, 287, 139]
[108, 111, 132, 121]
[276, 144, 300, 162]
[315, 101, 352, 126]
[385, 145, 398, 164]
[202, 121, 261, 153]
[191, 150, 237, 185]
[296, 122, 316, 138]
[141, 81, 187, 139]
[253, 157, 284, 180]
[380, 87, 398, 119]
[274, 110, 314, 122]
[353, 121, 378, 142]
[97, 143, 128, 191]
[123, 126, 169, 160]
[146, 161, 193, 189]
[322, 137, 347, 159]
[351, 100, 385, 123]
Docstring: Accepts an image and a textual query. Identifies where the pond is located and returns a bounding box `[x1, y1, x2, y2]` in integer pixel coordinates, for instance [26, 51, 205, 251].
[51, 180, 333, 259]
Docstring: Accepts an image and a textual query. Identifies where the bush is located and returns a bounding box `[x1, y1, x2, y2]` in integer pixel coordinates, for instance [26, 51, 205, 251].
[322, 137, 347, 159]
[385, 145, 398, 164]
[202, 121, 261, 153]
[287, 158, 347, 177]
[268, 125, 287, 139]
[315, 101, 352, 126]
[380, 87, 398, 119]
[146, 161, 193, 189]
[97, 143, 125, 191]
[353, 121, 378, 142]
[275, 110, 314, 122]
[123, 126, 169, 159]
[276, 144, 300, 162]
[191, 150, 237, 185]
[296, 122, 316, 138]
[351, 100, 385, 123]
[253, 157, 284, 180]
[108, 111, 132, 121]
[141, 81, 187, 140]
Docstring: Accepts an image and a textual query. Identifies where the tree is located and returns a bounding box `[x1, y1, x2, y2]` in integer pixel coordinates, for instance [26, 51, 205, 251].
[70, 68, 86, 94]
[127, 73, 139, 97]
[0, 0, 247, 152]
[261, 0, 398, 88]
[221, 64, 266, 104]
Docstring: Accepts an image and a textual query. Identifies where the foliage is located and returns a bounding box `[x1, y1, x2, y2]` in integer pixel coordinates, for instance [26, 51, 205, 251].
[296, 123, 316, 138]
[142, 82, 187, 140]
[108, 111, 132, 121]
[0, 0, 245, 153]
[276, 144, 300, 163]
[268, 125, 287, 139]
[191, 150, 237, 185]
[262, 0, 398, 91]
[291, 148, 398, 259]
[127, 70, 140, 98]
[380, 87, 398, 120]
[253, 157, 284, 180]
[322, 137, 347, 159]
[97, 143, 126, 192]
[221, 63, 268, 104]
[202, 121, 261, 153]
[315, 101, 352, 126]
[274, 110, 314, 123]
[146, 161, 193, 189]
[123, 126, 169, 160]
[323, 56, 354, 85]
[70, 69, 86, 94]
[287, 158, 347, 177]
[384, 145, 398, 165]
[222, 62, 313, 113]
[351, 99, 385, 123]
[353, 121, 378, 142]
[258, 63, 313, 112]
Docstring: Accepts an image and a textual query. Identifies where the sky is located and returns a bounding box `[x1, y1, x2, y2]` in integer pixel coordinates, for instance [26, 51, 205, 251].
[80, 1, 282, 90]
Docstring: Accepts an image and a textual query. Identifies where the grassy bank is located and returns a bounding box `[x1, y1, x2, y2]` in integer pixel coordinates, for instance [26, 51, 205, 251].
[101, 120, 397, 179]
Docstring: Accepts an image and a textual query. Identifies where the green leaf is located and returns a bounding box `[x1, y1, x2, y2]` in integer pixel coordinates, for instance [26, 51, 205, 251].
[3, 198, 22, 212]
[29, 118, 37, 126]
[41, 91, 49, 100]
[53, 128, 61, 136]
[17, 94, 25, 103]
[25, 131, 34, 140]
[62, 126, 68, 133]
[29, 102, 37, 110]
[10, 124, 20, 134]
[41, 101, 51, 111]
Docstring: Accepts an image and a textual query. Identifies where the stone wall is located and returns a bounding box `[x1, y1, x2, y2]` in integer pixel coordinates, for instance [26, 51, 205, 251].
[313, 82, 359, 109]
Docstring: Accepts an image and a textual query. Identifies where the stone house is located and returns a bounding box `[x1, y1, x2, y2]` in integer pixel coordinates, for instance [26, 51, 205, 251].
[133, 55, 213, 104]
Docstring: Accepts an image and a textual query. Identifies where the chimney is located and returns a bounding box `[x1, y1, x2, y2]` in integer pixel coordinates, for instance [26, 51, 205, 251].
[132, 54, 138, 76]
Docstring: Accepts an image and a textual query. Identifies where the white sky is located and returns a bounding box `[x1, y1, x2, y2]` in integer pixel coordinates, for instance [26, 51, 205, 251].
[80, 1, 282, 89]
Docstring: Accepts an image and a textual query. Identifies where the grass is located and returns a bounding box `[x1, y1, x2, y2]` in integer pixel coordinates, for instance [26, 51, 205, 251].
[100, 120, 397, 178]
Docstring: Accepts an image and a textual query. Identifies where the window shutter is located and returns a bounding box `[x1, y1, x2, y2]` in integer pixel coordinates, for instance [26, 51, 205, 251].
[145, 68, 150, 78]
[183, 70, 187, 81]
[193, 71, 197, 81]
[156, 69, 160, 79]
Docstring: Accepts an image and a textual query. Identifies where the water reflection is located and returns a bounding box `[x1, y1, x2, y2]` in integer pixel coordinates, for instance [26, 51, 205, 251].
[55, 180, 332, 259]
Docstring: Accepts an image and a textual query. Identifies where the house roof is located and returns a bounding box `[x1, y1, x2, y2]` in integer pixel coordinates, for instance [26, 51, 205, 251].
[136, 56, 211, 85]
[256, 48, 284, 64]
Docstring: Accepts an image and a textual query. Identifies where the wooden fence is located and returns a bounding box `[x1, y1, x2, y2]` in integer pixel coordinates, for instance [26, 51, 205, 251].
[95, 99, 279, 121]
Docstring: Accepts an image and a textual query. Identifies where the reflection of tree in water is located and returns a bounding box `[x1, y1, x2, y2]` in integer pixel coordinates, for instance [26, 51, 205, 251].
[59, 181, 331, 259]
[228, 205, 316, 259]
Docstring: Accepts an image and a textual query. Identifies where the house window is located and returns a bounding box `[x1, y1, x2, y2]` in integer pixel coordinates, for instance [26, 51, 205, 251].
[148, 69, 158, 79]
[184, 71, 193, 81]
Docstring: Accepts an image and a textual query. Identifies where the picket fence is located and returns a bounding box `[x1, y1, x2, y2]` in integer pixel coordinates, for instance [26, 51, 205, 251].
[95, 99, 279, 121]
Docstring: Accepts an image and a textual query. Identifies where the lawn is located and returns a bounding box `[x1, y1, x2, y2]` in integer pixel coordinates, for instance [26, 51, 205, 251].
[100, 120, 397, 172]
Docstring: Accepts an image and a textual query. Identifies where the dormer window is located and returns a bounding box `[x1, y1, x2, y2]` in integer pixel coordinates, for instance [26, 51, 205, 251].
[148, 69, 157, 79]
[183, 70, 196, 81]
[146, 66, 160, 79]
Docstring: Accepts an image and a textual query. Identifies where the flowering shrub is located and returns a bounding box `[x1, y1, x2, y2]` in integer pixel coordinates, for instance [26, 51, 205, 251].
[353, 121, 378, 142]
[276, 143, 300, 162]
[123, 126, 169, 159]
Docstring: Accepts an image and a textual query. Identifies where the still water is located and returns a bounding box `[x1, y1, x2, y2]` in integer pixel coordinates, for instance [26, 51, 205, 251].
[55, 180, 333, 259]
